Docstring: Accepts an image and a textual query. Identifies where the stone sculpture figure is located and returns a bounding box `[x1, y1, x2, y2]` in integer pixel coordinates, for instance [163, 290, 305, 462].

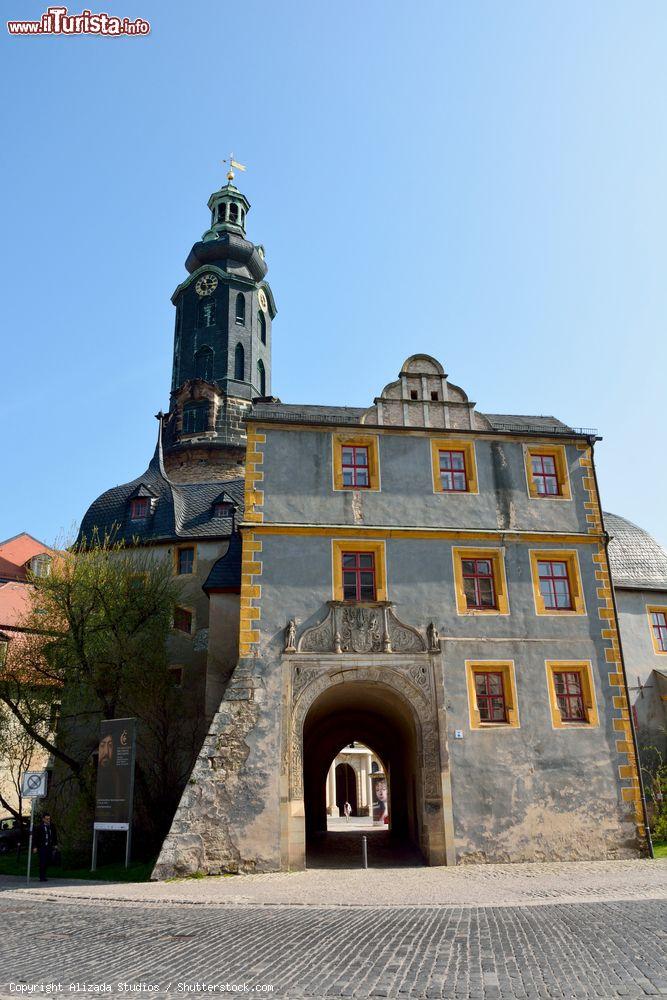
[284, 618, 297, 653]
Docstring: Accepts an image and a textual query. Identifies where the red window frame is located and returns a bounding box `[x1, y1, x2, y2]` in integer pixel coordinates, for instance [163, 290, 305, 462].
[129, 497, 149, 521]
[213, 502, 234, 518]
[341, 446, 370, 488]
[538, 560, 572, 610]
[439, 449, 468, 492]
[553, 670, 586, 722]
[474, 671, 507, 723]
[173, 607, 193, 634]
[462, 558, 497, 610]
[342, 551, 376, 601]
[177, 547, 195, 575]
[531, 454, 560, 496]
[651, 611, 667, 652]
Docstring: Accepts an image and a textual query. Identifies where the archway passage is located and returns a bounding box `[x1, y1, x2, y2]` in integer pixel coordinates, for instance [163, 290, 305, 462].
[335, 762, 358, 816]
[303, 680, 426, 869]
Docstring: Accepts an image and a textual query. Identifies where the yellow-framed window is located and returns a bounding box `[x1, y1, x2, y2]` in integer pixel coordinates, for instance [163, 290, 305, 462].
[524, 444, 572, 500]
[174, 544, 197, 576]
[430, 439, 478, 495]
[646, 605, 667, 655]
[452, 547, 509, 615]
[332, 539, 387, 602]
[528, 549, 586, 616]
[173, 605, 195, 635]
[545, 660, 599, 728]
[332, 434, 380, 491]
[466, 661, 520, 729]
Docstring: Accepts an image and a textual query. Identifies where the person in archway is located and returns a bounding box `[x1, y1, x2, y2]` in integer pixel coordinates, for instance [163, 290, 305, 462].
[343, 800, 352, 820]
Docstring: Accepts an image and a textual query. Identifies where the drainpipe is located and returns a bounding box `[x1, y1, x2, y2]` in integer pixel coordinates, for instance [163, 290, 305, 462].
[589, 437, 654, 858]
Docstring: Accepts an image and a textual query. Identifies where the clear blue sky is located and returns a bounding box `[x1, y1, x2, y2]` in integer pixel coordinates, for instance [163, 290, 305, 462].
[2, 1, 666, 547]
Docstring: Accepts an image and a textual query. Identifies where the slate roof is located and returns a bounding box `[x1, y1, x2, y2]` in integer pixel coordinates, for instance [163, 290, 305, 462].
[203, 531, 242, 593]
[605, 512, 667, 591]
[77, 430, 244, 548]
[484, 414, 575, 433]
[250, 403, 587, 436]
[251, 402, 368, 424]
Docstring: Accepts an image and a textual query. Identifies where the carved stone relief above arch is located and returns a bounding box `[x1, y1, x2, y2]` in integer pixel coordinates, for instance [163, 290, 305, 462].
[289, 601, 430, 656]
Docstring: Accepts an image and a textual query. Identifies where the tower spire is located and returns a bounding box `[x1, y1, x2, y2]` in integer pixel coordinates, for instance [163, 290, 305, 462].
[163, 166, 276, 483]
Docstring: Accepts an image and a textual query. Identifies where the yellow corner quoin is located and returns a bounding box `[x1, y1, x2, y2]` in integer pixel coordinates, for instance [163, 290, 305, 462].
[576, 443, 603, 534]
[451, 546, 509, 616]
[524, 443, 572, 501]
[239, 530, 263, 657]
[528, 549, 586, 617]
[466, 660, 520, 730]
[590, 541, 644, 831]
[332, 432, 381, 491]
[244, 427, 266, 524]
[430, 438, 479, 495]
[331, 539, 387, 601]
[646, 604, 667, 656]
[545, 660, 599, 729]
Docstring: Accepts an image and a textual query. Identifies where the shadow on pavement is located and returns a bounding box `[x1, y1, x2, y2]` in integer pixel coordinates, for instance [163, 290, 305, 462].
[306, 829, 425, 869]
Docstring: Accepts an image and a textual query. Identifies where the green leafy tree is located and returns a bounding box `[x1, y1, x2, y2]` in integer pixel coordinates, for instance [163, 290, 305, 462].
[0, 539, 199, 854]
[641, 743, 667, 843]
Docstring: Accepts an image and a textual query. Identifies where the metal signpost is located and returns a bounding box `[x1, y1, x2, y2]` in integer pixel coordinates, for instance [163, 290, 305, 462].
[91, 718, 137, 871]
[20, 770, 48, 886]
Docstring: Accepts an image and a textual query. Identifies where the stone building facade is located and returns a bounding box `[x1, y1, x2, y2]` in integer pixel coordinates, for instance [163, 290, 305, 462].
[77, 173, 657, 876]
[605, 513, 667, 759]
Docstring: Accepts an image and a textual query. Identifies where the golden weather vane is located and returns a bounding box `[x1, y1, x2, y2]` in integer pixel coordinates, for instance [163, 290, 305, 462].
[222, 153, 246, 182]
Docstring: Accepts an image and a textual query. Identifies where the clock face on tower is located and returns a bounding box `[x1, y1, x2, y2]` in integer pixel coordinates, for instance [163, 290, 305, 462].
[258, 288, 268, 311]
[195, 274, 218, 297]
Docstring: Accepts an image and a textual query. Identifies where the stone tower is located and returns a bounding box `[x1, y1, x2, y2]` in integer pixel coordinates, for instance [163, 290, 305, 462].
[162, 169, 277, 482]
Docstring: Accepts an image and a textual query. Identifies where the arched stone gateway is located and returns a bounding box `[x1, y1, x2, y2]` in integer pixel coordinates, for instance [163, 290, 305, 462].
[153, 604, 455, 879]
[282, 639, 455, 869]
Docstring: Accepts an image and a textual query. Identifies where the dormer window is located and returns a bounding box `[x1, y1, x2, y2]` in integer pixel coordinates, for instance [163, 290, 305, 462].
[129, 497, 149, 521]
[213, 501, 235, 518]
[29, 554, 52, 578]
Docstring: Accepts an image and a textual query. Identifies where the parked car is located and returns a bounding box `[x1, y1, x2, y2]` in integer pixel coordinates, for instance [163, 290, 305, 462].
[0, 816, 29, 854]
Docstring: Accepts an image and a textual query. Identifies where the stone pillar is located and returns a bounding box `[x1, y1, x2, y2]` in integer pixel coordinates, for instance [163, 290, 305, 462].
[328, 761, 339, 817]
[359, 752, 370, 812]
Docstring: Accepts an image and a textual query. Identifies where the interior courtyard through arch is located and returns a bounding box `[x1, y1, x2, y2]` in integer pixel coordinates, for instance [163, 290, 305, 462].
[301, 680, 431, 869]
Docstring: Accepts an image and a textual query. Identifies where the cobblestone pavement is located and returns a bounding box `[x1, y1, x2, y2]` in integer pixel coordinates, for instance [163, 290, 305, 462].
[0, 897, 665, 999]
[1, 858, 666, 909]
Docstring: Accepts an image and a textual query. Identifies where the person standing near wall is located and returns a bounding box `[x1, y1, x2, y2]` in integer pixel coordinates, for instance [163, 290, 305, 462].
[33, 813, 57, 882]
